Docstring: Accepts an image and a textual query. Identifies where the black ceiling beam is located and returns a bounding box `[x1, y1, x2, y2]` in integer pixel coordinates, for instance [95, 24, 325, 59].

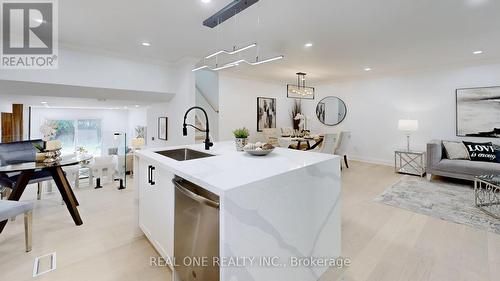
[203, 0, 260, 28]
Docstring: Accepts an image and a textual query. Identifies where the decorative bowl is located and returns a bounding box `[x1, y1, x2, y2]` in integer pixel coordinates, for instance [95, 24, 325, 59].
[244, 148, 274, 156]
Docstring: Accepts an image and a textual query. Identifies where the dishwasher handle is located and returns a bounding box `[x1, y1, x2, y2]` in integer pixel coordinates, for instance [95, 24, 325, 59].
[172, 179, 220, 209]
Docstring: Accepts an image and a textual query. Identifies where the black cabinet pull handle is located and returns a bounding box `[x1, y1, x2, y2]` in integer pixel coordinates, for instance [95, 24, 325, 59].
[148, 165, 152, 184]
[150, 166, 156, 185]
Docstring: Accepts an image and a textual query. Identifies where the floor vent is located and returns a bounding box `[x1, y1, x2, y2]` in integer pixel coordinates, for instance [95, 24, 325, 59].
[33, 252, 56, 277]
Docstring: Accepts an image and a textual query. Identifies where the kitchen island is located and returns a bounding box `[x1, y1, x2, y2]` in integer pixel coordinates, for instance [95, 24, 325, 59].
[134, 141, 341, 281]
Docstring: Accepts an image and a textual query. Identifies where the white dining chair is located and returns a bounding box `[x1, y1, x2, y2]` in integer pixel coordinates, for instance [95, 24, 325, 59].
[334, 131, 351, 168]
[318, 133, 338, 154]
[88, 156, 116, 186]
[281, 127, 294, 137]
[262, 128, 279, 146]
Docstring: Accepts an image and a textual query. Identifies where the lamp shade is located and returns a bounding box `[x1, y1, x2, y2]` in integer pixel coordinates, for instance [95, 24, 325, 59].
[131, 138, 145, 148]
[398, 120, 419, 131]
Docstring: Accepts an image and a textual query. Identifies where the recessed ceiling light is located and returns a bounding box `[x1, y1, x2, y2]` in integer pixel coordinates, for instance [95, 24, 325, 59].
[473, 50, 483, 55]
[364, 67, 372, 71]
[135, 105, 139, 108]
[41, 101, 47, 104]
[141, 42, 151, 47]
[201, 0, 211, 3]
[305, 43, 313, 48]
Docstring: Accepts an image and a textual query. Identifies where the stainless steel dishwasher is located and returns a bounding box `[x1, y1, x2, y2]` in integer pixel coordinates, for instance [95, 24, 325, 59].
[173, 176, 220, 281]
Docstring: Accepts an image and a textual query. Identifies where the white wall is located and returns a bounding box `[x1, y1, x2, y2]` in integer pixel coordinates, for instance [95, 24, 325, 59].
[219, 63, 500, 165]
[0, 48, 176, 93]
[146, 60, 196, 148]
[219, 74, 296, 142]
[314, 63, 500, 164]
[0, 48, 197, 149]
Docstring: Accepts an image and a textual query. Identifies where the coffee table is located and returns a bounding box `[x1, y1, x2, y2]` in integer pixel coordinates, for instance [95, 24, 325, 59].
[474, 174, 500, 219]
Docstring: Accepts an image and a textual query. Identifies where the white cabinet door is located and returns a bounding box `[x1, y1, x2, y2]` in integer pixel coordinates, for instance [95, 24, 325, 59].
[151, 167, 175, 260]
[138, 159, 155, 239]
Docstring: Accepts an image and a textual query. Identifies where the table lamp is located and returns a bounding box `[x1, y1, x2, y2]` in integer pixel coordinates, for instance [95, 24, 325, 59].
[398, 120, 418, 151]
[131, 138, 145, 150]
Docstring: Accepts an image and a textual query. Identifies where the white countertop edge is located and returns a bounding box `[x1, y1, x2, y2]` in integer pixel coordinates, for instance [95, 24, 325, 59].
[135, 141, 339, 195]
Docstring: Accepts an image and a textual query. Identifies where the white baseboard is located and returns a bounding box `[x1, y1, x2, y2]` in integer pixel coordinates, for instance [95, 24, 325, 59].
[348, 155, 393, 167]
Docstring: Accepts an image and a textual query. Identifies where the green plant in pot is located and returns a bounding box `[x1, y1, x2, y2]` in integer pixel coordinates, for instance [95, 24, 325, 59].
[233, 127, 249, 151]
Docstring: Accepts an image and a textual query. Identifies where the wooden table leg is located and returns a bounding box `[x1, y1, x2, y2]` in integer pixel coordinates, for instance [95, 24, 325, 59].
[50, 166, 83, 226]
[0, 170, 34, 234]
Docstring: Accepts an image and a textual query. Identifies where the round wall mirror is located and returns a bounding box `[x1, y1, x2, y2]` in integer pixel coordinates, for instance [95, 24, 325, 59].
[316, 96, 347, 126]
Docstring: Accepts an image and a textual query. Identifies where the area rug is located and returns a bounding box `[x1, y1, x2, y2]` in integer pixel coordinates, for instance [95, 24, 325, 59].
[374, 176, 500, 235]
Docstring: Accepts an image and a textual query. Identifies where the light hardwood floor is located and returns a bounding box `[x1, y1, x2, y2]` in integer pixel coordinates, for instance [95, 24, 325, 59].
[0, 161, 498, 281]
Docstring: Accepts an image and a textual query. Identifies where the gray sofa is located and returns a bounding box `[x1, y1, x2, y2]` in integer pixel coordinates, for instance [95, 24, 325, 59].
[426, 140, 500, 181]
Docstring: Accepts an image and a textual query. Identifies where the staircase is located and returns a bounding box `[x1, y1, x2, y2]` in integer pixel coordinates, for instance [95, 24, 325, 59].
[194, 86, 219, 144]
[195, 116, 206, 143]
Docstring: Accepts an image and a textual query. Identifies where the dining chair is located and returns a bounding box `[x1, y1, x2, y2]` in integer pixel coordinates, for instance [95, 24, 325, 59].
[262, 128, 279, 146]
[88, 156, 116, 186]
[334, 131, 351, 168]
[280, 127, 294, 137]
[0, 140, 53, 200]
[318, 134, 338, 154]
[0, 200, 34, 252]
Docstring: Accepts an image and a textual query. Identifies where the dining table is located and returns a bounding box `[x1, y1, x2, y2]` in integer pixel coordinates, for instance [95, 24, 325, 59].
[0, 155, 91, 233]
[278, 135, 324, 150]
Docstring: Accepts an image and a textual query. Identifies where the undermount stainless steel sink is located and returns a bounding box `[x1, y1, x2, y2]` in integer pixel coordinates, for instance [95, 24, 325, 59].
[155, 148, 214, 161]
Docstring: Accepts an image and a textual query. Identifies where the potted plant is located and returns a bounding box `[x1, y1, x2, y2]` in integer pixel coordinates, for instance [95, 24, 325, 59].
[233, 127, 249, 151]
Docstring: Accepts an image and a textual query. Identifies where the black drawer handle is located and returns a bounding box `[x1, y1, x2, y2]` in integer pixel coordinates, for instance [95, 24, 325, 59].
[148, 165, 152, 184]
[150, 166, 156, 186]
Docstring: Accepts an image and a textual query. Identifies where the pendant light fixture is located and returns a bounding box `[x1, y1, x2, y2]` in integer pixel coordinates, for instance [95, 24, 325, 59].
[205, 43, 257, 59]
[192, 1, 284, 72]
[287, 72, 315, 100]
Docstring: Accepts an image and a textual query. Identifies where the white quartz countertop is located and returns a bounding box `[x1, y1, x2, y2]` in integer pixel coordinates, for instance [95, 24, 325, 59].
[135, 141, 338, 195]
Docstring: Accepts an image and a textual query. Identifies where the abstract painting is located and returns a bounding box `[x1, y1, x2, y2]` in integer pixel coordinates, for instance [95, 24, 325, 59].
[456, 87, 500, 138]
[257, 97, 276, 132]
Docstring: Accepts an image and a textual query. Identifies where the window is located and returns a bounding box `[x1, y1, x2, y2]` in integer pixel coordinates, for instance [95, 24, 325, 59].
[50, 119, 102, 156]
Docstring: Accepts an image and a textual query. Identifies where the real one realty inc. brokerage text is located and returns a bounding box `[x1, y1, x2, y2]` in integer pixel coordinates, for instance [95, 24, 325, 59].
[150, 256, 351, 269]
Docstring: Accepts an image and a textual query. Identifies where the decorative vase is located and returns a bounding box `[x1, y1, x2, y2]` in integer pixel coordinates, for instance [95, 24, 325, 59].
[43, 149, 62, 165]
[235, 138, 248, 151]
[293, 119, 300, 130]
[35, 152, 46, 162]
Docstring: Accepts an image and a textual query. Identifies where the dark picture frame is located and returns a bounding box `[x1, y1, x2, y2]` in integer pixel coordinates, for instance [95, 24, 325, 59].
[287, 84, 315, 100]
[456, 86, 500, 138]
[158, 117, 168, 140]
[257, 97, 277, 132]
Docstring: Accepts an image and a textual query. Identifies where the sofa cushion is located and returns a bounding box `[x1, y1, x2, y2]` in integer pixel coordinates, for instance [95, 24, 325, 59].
[463, 141, 496, 162]
[435, 159, 500, 176]
[442, 141, 470, 160]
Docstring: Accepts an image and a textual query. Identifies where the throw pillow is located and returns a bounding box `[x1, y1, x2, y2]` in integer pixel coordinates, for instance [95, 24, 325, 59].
[494, 144, 500, 163]
[462, 141, 497, 162]
[442, 141, 470, 160]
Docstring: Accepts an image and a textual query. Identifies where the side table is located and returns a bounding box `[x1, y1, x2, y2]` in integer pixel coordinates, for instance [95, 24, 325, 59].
[395, 150, 426, 177]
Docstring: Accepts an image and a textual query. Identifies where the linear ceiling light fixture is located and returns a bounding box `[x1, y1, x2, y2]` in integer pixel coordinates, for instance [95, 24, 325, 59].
[193, 0, 284, 72]
[191, 65, 209, 72]
[203, 55, 284, 72]
[205, 43, 257, 59]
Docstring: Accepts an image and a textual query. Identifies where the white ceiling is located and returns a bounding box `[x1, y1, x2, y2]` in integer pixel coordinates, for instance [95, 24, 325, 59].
[59, 0, 500, 83]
